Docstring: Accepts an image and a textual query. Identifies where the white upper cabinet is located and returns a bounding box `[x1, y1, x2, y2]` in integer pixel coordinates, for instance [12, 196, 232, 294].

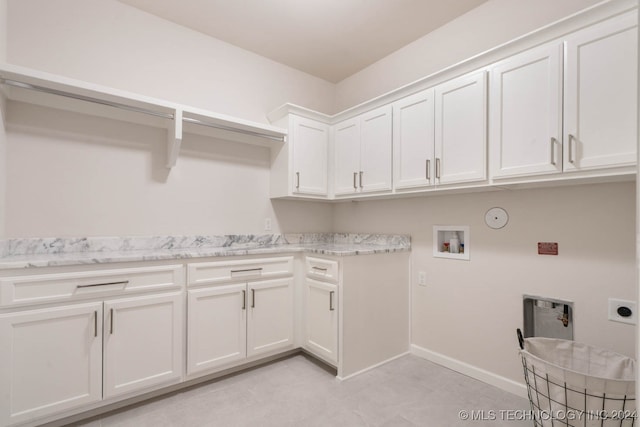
[434, 71, 487, 185]
[333, 105, 393, 196]
[392, 89, 435, 190]
[489, 43, 563, 178]
[333, 117, 362, 195]
[563, 11, 638, 172]
[291, 116, 329, 195]
[488, 11, 637, 181]
[270, 114, 328, 199]
[269, 3, 636, 198]
[359, 106, 393, 192]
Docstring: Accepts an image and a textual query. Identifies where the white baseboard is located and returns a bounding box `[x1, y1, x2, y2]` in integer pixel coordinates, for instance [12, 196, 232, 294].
[410, 344, 527, 399]
[337, 351, 410, 381]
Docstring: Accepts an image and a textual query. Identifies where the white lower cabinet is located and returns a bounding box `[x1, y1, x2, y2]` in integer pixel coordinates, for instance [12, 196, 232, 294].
[303, 278, 338, 365]
[187, 278, 294, 375]
[0, 303, 103, 426]
[187, 284, 247, 374]
[103, 293, 183, 399]
[0, 291, 183, 426]
[302, 253, 410, 379]
[186, 258, 294, 376]
[246, 279, 294, 357]
[0, 265, 184, 427]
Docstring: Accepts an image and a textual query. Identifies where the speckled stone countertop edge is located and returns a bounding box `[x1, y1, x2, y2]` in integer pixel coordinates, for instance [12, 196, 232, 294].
[0, 234, 411, 270]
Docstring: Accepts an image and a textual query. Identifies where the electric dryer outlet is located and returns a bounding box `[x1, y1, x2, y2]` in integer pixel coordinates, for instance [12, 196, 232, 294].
[608, 298, 637, 325]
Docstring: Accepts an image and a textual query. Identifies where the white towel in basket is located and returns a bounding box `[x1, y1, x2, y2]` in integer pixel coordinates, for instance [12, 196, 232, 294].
[521, 337, 635, 427]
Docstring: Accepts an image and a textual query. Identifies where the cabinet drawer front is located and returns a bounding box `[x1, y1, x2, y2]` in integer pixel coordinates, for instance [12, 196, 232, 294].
[0, 265, 185, 308]
[305, 257, 339, 283]
[187, 256, 294, 287]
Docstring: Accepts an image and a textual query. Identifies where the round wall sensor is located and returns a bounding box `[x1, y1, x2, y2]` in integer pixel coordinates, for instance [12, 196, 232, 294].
[485, 207, 509, 229]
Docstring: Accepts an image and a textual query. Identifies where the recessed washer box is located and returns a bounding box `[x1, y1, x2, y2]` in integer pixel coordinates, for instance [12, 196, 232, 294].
[608, 298, 637, 325]
[433, 225, 470, 260]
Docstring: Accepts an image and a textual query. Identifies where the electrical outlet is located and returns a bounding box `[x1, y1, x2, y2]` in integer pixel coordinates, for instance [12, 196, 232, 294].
[608, 298, 636, 325]
[264, 218, 272, 231]
[418, 271, 426, 287]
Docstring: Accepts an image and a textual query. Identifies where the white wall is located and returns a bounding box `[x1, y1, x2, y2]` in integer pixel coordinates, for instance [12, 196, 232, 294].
[334, 0, 602, 111]
[332, 182, 636, 384]
[6, 0, 335, 122]
[4, 101, 332, 237]
[2, 0, 336, 238]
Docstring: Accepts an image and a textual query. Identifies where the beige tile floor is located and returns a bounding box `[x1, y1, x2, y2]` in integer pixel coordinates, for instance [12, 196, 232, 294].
[73, 354, 531, 427]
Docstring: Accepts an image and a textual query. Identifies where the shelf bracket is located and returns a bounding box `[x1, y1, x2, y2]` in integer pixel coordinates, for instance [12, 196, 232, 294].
[167, 109, 183, 168]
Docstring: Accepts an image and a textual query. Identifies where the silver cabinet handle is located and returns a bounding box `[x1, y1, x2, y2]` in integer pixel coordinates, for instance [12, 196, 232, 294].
[242, 290, 246, 310]
[359, 171, 363, 189]
[295, 172, 300, 190]
[94, 310, 98, 338]
[435, 158, 441, 179]
[568, 134, 575, 164]
[230, 268, 262, 274]
[353, 172, 357, 189]
[77, 280, 129, 289]
[329, 291, 335, 311]
[550, 137, 556, 165]
[312, 266, 328, 271]
[251, 289, 255, 308]
[426, 159, 431, 180]
[109, 308, 114, 335]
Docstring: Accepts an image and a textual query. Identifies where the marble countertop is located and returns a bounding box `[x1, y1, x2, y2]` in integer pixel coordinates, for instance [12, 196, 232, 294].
[0, 233, 411, 270]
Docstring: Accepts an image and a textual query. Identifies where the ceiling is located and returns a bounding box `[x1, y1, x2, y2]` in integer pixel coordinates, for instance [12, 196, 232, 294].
[117, 0, 488, 83]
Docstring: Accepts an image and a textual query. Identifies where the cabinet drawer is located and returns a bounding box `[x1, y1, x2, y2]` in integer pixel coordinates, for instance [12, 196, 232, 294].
[187, 256, 294, 287]
[305, 257, 339, 283]
[0, 265, 185, 308]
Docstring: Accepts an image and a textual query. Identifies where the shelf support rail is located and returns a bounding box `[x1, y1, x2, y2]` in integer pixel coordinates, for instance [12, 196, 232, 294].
[0, 78, 286, 168]
[0, 78, 175, 120]
[182, 116, 286, 142]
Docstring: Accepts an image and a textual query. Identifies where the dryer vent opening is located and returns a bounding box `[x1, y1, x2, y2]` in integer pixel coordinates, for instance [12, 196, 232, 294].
[523, 296, 573, 340]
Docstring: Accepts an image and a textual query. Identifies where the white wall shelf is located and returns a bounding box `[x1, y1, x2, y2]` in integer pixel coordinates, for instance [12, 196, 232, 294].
[433, 225, 470, 260]
[0, 63, 287, 169]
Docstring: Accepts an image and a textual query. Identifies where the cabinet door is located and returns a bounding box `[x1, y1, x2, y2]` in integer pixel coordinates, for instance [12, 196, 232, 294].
[103, 293, 182, 398]
[564, 11, 638, 171]
[304, 278, 338, 365]
[187, 284, 247, 375]
[291, 115, 329, 195]
[247, 278, 293, 358]
[489, 43, 563, 178]
[360, 105, 393, 193]
[333, 118, 361, 195]
[0, 303, 102, 426]
[393, 89, 435, 189]
[434, 71, 487, 185]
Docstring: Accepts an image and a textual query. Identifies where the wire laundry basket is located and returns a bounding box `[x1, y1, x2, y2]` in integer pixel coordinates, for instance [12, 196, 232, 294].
[517, 329, 636, 427]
